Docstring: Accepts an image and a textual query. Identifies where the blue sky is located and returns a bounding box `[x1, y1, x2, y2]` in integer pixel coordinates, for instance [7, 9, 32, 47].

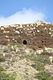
[0, 0, 53, 25]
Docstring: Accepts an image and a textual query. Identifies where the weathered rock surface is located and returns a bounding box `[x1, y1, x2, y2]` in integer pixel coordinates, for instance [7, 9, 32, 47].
[0, 22, 53, 50]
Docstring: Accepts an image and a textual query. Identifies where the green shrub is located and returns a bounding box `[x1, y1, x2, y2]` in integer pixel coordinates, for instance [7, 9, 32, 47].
[26, 53, 50, 71]
[0, 66, 5, 71]
[0, 54, 5, 62]
[36, 71, 53, 80]
[31, 61, 44, 71]
[0, 72, 15, 80]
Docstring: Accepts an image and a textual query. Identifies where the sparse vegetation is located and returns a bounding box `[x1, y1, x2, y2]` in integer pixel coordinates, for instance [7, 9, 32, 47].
[0, 66, 16, 80]
[0, 54, 5, 62]
[0, 44, 53, 80]
[36, 70, 53, 80]
[0, 72, 16, 80]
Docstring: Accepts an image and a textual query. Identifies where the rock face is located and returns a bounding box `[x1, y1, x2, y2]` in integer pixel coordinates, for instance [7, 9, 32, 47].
[0, 22, 53, 49]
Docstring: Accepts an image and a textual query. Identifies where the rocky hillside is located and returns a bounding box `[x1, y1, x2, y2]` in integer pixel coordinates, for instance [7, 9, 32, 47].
[0, 22, 53, 80]
[0, 43, 53, 80]
[0, 21, 53, 49]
